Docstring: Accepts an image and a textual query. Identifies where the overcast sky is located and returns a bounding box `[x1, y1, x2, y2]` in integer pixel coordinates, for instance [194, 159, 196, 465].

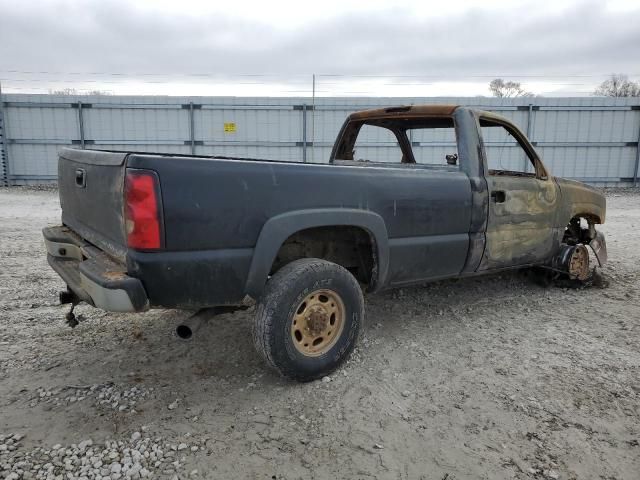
[1, 0, 639, 97]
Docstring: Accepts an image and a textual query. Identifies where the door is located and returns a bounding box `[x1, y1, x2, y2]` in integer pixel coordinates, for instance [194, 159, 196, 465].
[478, 118, 561, 270]
[333, 118, 473, 285]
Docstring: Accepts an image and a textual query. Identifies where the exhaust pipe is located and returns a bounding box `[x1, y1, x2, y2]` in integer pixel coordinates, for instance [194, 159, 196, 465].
[174, 305, 250, 341]
[175, 308, 217, 341]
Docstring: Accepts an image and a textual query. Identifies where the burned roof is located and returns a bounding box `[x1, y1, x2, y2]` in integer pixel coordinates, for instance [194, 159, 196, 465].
[347, 104, 460, 121]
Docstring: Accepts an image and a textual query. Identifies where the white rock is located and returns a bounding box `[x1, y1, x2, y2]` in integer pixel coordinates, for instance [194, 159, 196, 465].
[78, 439, 93, 450]
[130, 432, 141, 442]
[125, 463, 142, 477]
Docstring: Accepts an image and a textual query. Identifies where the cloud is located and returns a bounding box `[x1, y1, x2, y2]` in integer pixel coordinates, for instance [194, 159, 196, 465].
[1, 0, 639, 94]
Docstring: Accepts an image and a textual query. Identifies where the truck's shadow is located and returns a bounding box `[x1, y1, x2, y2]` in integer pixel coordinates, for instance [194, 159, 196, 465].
[98, 269, 548, 384]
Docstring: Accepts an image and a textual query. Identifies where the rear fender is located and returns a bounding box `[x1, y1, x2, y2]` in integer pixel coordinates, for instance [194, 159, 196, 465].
[245, 209, 389, 298]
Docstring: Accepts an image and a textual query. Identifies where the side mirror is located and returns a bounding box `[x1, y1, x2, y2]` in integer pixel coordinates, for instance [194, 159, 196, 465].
[446, 153, 458, 166]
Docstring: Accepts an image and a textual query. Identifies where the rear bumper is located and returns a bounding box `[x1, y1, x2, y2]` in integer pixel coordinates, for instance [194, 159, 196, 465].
[43, 226, 149, 312]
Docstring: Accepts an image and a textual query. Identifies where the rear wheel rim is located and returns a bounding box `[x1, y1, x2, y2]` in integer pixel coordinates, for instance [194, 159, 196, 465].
[290, 289, 346, 357]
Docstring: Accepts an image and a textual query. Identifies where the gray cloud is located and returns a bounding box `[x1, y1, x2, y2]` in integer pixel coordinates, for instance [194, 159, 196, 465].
[1, 0, 639, 93]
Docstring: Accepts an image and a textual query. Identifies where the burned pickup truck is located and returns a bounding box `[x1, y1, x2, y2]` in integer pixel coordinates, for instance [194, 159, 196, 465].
[43, 105, 607, 381]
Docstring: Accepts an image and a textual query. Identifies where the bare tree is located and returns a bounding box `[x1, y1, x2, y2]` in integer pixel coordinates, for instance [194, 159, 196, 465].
[85, 90, 112, 96]
[489, 78, 533, 98]
[593, 74, 640, 97]
[49, 88, 79, 95]
[49, 88, 111, 96]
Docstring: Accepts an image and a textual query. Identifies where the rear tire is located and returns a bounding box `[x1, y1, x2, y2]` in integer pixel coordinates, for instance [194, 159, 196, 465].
[252, 258, 364, 382]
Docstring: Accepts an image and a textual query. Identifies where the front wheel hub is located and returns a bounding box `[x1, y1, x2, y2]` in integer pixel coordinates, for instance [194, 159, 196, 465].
[567, 244, 590, 281]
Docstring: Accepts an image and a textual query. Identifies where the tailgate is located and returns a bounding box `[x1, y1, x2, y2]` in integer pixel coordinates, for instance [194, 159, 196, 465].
[58, 148, 129, 261]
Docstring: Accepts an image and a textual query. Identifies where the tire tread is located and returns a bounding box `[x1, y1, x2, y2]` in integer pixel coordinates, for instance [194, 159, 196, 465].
[252, 258, 363, 381]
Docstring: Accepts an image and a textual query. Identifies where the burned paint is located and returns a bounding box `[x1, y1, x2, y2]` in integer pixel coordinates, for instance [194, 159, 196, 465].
[347, 105, 459, 122]
[480, 175, 561, 269]
[555, 178, 606, 225]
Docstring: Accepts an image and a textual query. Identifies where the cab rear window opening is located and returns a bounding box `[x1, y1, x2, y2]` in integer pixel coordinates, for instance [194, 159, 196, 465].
[334, 117, 460, 168]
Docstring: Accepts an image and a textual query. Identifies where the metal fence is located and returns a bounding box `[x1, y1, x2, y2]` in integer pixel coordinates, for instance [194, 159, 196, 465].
[1, 93, 639, 186]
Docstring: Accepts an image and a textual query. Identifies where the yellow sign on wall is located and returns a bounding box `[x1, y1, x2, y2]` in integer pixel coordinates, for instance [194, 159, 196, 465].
[223, 122, 236, 133]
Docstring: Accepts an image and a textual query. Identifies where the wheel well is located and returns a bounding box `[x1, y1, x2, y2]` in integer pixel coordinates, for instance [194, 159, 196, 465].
[576, 213, 601, 225]
[270, 226, 377, 288]
[563, 214, 599, 245]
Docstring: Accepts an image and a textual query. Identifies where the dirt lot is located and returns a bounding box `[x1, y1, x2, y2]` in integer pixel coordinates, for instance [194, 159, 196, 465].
[0, 187, 638, 480]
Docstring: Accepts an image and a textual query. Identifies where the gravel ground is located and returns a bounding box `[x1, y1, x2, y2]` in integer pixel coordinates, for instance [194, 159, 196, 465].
[0, 187, 639, 480]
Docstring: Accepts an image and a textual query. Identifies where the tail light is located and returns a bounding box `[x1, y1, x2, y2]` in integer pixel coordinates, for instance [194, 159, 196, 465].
[124, 169, 163, 250]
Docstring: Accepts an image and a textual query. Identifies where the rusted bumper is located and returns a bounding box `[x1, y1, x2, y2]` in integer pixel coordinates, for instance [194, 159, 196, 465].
[43, 226, 149, 312]
[589, 230, 607, 266]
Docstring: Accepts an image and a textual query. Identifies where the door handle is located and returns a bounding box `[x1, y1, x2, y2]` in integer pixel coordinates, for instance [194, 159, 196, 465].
[491, 190, 506, 203]
[75, 168, 86, 188]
